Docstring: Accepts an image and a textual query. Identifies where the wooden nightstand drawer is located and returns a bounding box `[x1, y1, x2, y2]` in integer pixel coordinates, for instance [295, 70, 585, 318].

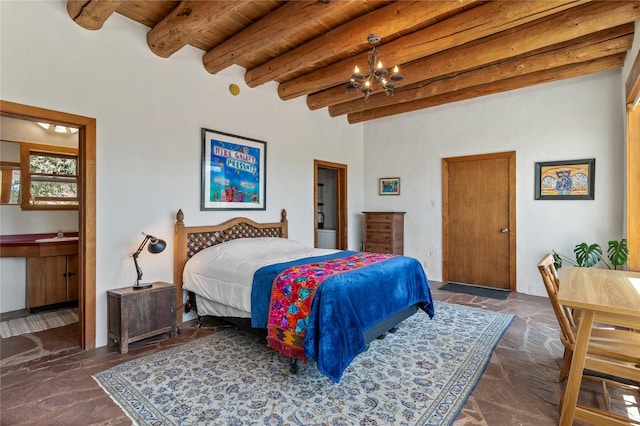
[107, 282, 177, 354]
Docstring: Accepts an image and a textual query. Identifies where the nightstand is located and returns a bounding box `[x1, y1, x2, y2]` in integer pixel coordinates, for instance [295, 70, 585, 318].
[107, 282, 177, 354]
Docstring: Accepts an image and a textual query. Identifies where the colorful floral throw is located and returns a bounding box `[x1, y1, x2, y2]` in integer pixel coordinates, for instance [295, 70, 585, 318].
[267, 252, 396, 360]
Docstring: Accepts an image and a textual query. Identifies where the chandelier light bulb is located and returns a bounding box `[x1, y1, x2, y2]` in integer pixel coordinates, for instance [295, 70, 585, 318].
[354, 66, 360, 73]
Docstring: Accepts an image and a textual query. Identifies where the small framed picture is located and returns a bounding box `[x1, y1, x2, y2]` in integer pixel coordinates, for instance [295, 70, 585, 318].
[534, 158, 595, 200]
[379, 177, 400, 196]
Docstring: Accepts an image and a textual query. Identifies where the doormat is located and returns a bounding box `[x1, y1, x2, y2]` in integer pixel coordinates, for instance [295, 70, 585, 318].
[440, 282, 509, 300]
[0, 308, 78, 338]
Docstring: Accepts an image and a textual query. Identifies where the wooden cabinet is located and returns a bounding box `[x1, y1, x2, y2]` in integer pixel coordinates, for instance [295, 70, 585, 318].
[27, 254, 78, 310]
[107, 282, 177, 354]
[363, 211, 405, 255]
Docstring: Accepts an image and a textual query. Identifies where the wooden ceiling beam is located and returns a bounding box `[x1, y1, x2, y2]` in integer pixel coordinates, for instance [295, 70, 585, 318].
[277, 0, 591, 101]
[347, 54, 626, 124]
[243, 0, 481, 88]
[147, 1, 250, 58]
[329, 25, 634, 117]
[202, 1, 366, 75]
[67, 0, 123, 30]
[306, 1, 640, 109]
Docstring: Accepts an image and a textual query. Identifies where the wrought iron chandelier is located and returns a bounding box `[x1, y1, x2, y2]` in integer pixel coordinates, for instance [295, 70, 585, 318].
[346, 34, 403, 101]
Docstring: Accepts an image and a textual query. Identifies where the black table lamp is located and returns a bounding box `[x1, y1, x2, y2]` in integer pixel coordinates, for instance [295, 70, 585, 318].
[131, 232, 166, 290]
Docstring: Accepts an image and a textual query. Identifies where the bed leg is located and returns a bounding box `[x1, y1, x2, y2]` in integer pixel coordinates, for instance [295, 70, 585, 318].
[377, 326, 399, 340]
[195, 316, 203, 329]
[289, 358, 299, 374]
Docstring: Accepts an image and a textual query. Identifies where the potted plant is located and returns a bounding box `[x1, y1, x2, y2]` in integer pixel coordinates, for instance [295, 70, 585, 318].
[553, 238, 628, 270]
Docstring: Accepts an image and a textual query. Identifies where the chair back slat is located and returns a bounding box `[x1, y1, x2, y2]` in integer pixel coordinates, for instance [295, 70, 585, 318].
[537, 254, 576, 347]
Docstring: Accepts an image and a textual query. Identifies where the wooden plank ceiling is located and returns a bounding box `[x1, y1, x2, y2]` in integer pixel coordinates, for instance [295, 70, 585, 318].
[67, 1, 639, 124]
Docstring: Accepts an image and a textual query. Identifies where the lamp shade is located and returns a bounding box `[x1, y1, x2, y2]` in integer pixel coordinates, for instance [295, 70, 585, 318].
[148, 237, 166, 254]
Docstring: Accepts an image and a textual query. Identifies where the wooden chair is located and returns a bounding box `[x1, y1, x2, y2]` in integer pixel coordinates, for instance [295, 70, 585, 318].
[537, 254, 640, 410]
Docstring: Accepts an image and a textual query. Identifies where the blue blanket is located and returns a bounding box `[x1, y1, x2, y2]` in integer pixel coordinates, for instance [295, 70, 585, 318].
[251, 251, 434, 383]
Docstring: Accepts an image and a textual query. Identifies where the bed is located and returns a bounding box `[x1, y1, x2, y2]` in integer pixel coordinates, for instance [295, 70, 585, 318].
[173, 209, 434, 383]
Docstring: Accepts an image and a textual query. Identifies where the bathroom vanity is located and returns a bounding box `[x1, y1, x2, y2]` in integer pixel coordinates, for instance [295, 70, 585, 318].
[0, 233, 79, 311]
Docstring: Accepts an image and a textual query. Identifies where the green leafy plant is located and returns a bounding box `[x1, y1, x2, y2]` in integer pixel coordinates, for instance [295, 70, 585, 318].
[574, 243, 603, 268]
[553, 239, 628, 270]
[607, 239, 629, 269]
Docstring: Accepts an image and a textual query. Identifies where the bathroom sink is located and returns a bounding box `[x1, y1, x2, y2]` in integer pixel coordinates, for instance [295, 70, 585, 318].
[34, 236, 79, 243]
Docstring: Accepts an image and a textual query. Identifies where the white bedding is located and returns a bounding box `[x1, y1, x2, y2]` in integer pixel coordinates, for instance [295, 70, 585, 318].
[183, 237, 339, 317]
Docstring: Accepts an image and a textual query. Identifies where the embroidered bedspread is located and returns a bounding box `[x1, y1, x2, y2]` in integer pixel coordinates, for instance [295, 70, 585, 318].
[251, 251, 434, 383]
[266, 252, 397, 361]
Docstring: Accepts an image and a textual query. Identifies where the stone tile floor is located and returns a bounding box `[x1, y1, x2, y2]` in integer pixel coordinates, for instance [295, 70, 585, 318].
[1, 283, 638, 425]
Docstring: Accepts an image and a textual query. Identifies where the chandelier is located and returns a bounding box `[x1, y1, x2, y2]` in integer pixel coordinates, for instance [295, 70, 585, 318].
[346, 34, 403, 101]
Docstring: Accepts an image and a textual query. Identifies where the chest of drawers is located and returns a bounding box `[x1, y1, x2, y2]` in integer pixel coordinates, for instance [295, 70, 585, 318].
[363, 211, 405, 255]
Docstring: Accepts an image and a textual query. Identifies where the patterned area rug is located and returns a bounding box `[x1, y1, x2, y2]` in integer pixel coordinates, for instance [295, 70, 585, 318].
[0, 308, 78, 338]
[93, 301, 513, 425]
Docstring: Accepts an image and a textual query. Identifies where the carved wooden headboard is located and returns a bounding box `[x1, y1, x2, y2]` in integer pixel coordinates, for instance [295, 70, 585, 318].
[173, 209, 288, 320]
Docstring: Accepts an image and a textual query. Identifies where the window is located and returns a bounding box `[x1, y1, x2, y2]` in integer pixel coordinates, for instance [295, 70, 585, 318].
[20, 143, 78, 210]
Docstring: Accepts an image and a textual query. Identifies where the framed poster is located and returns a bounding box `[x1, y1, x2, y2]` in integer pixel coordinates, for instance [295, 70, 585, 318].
[534, 158, 595, 200]
[201, 128, 266, 210]
[379, 177, 400, 195]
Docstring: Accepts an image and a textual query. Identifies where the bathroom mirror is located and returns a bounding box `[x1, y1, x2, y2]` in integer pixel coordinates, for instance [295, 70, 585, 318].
[0, 161, 20, 204]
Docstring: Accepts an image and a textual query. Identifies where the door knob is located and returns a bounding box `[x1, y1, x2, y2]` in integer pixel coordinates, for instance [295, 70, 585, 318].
[501, 228, 509, 233]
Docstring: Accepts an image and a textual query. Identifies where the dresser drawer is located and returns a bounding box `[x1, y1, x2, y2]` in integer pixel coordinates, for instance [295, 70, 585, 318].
[365, 213, 395, 223]
[365, 242, 392, 253]
[366, 231, 392, 243]
[365, 222, 392, 233]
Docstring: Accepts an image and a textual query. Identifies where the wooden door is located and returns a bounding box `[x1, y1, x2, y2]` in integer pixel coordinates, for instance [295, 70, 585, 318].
[443, 152, 516, 290]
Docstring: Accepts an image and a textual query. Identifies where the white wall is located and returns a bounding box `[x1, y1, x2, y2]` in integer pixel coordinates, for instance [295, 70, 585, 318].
[363, 70, 626, 296]
[1, 1, 363, 344]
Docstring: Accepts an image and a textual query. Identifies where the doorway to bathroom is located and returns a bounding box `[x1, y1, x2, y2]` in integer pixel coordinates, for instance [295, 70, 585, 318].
[314, 160, 347, 250]
[0, 100, 96, 352]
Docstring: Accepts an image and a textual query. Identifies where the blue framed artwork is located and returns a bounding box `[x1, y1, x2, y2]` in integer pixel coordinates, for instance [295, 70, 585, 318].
[201, 128, 266, 210]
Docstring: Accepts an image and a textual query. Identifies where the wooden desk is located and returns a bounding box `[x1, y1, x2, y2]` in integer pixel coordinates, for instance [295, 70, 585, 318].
[557, 266, 640, 425]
